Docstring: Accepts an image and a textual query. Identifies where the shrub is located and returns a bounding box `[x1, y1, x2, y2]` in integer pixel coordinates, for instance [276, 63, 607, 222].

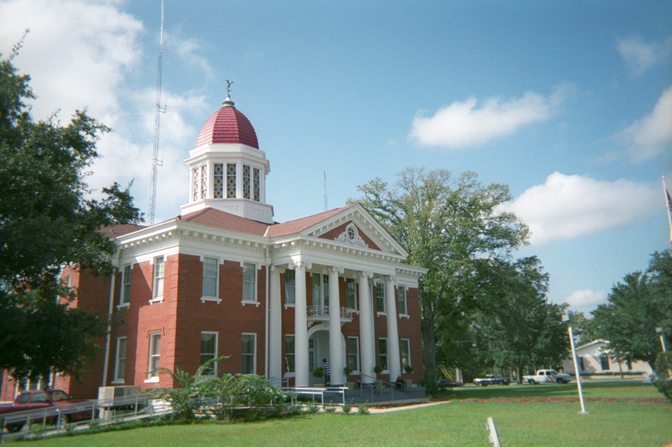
[145, 357, 227, 421]
[145, 356, 290, 423]
[423, 380, 439, 396]
[210, 373, 288, 421]
[357, 405, 369, 415]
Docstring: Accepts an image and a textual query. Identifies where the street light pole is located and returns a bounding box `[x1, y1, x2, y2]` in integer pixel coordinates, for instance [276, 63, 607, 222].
[563, 315, 589, 414]
[657, 327, 668, 353]
[656, 327, 671, 379]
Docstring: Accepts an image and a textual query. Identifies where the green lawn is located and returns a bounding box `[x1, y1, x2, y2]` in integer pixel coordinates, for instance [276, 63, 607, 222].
[14, 382, 672, 447]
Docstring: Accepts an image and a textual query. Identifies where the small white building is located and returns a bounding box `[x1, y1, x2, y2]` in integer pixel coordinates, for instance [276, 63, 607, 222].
[562, 339, 653, 377]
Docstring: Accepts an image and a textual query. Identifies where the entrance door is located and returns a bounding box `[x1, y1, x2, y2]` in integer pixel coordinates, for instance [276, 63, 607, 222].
[308, 330, 330, 386]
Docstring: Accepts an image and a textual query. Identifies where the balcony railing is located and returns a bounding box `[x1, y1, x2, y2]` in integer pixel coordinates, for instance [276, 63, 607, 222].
[306, 305, 353, 321]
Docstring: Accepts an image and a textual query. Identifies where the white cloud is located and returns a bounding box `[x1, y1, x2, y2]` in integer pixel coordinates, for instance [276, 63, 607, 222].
[0, 0, 212, 223]
[564, 289, 608, 315]
[617, 36, 672, 76]
[500, 172, 658, 245]
[166, 30, 213, 80]
[0, 0, 144, 121]
[616, 86, 672, 163]
[409, 85, 572, 148]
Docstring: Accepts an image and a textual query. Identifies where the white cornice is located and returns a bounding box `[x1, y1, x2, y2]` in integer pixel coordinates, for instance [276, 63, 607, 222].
[116, 221, 266, 253]
[112, 212, 425, 279]
[268, 237, 405, 265]
[186, 144, 270, 172]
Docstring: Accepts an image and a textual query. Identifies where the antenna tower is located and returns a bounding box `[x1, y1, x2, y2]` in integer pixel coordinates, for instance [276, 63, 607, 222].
[324, 169, 328, 212]
[148, 0, 165, 226]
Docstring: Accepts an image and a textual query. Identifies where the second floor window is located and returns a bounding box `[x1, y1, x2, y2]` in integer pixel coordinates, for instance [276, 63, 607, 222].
[121, 265, 131, 305]
[285, 270, 295, 304]
[346, 278, 356, 309]
[242, 263, 256, 302]
[398, 286, 407, 315]
[153, 257, 164, 299]
[202, 257, 218, 297]
[376, 282, 385, 313]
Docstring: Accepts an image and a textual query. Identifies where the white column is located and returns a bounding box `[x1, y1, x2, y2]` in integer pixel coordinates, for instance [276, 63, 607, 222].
[358, 271, 374, 384]
[236, 163, 242, 199]
[328, 267, 344, 385]
[268, 266, 283, 383]
[385, 276, 401, 381]
[293, 261, 310, 387]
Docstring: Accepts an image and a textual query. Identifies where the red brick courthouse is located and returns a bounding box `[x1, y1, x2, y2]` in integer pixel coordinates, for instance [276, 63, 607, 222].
[1, 94, 426, 400]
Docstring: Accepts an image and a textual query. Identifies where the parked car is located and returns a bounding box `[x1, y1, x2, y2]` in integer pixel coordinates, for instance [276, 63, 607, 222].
[523, 369, 571, 384]
[0, 389, 90, 433]
[473, 374, 511, 386]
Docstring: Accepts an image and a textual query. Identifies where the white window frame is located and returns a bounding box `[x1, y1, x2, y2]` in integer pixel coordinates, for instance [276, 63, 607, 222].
[151, 257, 165, 303]
[398, 285, 409, 318]
[348, 336, 360, 373]
[119, 264, 132, 307]
[201, 257, 220, 303]
[312, 273, 322, 307]
[312, 273, 330, 308]
[322, 274, 330, 307]
[379, 338, 388, 373]
[285, 335, 295, 375]
[112, 337, 127, 384]
[243, 164, 251, 199]
[375, 282, 386, 316]
[241, 262, 259, 306]
[200, 332, 218, 376]
[241, 333, 256, 374]
[284, 269, 296, 307]
[401, 339, 411, 370]
[345, 278, 357, 310]
[146, 333, 161, 382]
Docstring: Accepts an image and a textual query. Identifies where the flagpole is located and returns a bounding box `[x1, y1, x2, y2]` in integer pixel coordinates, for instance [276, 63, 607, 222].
[663, 176, 672, 243]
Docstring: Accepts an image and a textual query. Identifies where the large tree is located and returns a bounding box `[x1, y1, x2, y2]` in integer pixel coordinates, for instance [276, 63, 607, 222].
[592, 250, 672, 369]
[0, 51, 141, 382]
[469, 257, 568, 382]
[351, 168, 529, 382]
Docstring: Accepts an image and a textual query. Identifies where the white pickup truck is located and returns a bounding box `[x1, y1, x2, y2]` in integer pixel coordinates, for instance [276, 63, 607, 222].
[523, 369, 571, 384]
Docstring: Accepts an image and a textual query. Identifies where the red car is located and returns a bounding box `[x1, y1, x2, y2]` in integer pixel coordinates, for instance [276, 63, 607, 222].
[0, 389, 90, 433]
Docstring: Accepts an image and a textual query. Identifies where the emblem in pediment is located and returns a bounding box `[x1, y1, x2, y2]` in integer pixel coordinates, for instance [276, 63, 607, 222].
[335, 223, 368, 248]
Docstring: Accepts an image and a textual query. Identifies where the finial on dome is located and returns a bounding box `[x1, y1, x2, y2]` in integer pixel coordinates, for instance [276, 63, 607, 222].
[223, 79, 235, 107]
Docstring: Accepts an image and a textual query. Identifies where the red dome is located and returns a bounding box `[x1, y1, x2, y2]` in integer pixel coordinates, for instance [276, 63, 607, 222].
[196, 102, 259, 149]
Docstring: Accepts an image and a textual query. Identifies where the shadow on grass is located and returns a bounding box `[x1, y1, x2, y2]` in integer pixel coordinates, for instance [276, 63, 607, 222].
[437, 381, 651, 400]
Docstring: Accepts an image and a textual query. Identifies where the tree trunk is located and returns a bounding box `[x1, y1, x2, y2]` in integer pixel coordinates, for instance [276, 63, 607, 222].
[421, 308, 437, 383]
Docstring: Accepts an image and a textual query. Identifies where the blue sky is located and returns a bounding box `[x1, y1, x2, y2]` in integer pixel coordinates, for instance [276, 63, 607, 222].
[1, 0, 671, 315]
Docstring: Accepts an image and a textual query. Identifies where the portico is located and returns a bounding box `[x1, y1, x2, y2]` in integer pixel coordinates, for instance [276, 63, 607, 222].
[264, 210, 424, 388]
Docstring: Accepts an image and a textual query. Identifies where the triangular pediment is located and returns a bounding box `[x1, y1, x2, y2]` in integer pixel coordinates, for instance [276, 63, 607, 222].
[303, 204, 407, 257]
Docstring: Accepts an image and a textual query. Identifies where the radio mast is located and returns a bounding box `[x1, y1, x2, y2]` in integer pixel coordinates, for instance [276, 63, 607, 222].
[148, 0, 165, 226]
[324, 169, 328, 212]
